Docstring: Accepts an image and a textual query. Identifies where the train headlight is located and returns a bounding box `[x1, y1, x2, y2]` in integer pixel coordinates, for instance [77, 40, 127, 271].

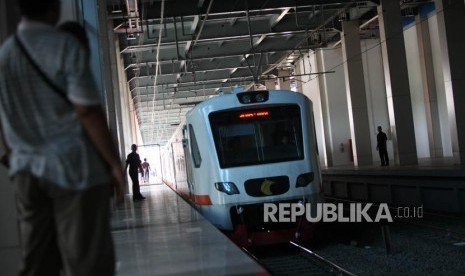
[215, 182, 240, 195]
[237, 91, 269, 104]
[255, 92, 266, 102]
[296, 172, 314, 188]
[241, 94, 252, 104]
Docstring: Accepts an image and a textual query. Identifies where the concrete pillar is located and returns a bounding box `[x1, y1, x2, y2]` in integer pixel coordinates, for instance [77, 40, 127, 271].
[316, 50, 334, 166]
[315, 48, 353, 167]
[341, 20, 373, 166]
[98, 1, 123, 159]
[107, 19, 128, 173]
[416, 15, 443, 158]
[378, 0, 418, 165]
[78, 0, 126, 164]
[277, 69, 291, 90]
[0, 1, 21, 275]
[264, 79, 277, 90]
[117, 51, 133, 157]
[435, 0, 465, 164]
[293, 61, 303, 92]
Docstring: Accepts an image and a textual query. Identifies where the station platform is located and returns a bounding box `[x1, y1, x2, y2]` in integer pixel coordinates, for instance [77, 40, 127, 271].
[321, 157, 465, 213]
[322, 157, 465, 176]
[111, 182, 268, 275]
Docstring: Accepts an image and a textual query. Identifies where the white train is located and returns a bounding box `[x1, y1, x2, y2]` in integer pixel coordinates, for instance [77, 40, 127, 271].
[161, 89, 324, 246]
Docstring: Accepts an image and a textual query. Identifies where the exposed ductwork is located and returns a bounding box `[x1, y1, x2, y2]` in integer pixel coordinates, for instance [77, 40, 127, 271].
[107, 0, 434, 145]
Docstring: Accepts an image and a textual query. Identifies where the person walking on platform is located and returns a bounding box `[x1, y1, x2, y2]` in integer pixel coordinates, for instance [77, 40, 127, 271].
[376, 126, 389, 166]
[142, 158, 151, 183]
[125, 144, 146, 201]
[0, 0, 125, 275]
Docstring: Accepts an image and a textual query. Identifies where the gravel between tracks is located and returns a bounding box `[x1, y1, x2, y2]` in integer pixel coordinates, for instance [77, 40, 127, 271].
[313, 224, 465, 275]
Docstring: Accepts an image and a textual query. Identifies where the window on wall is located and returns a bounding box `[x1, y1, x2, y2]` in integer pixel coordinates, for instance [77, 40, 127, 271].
[189, 124, 202, 168]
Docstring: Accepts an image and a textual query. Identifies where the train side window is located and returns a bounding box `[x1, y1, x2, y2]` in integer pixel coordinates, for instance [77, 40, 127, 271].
[189, 124, 202, 168]
[182, 125, 187, 138]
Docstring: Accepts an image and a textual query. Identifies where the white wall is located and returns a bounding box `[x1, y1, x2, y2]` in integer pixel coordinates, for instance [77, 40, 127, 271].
[298, 41, 390, 168]
[297, 48, 353, 167]
[361, 39, 391, 162]
[318, 48, 352, 166]
[297, 51, 327, 166]
[296, 17, 453, 168]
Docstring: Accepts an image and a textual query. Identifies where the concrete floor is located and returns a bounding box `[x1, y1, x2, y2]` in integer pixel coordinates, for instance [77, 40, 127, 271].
[112, 183, 268, 276]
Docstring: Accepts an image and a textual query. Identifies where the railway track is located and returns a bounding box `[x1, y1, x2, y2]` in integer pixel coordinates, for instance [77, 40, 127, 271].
[324, 196, 465, 249]
[243, 242, 355, 276]
[241, 199, 465, 275]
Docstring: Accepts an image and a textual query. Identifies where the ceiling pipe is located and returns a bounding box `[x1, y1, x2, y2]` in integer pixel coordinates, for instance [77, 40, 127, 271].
[261, 2, 354, 78]
[173, 17, 181, 60]
[123, 42, 338, 70]
[331, 15, 378, 48]
[149, 0, 165, 142]
[244, 0, 259, 84]
[120, 29, 315, 52]
[130, 76, 257, 93]
[193, 0, 214, 46]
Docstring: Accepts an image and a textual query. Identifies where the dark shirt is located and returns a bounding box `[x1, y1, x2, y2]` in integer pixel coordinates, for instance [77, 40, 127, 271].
[377, 131, 388, 150]
[126, 152, 141, 173]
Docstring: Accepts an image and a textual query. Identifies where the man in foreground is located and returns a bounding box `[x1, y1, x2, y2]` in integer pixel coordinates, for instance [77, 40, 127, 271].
[0, 1, 124, 275]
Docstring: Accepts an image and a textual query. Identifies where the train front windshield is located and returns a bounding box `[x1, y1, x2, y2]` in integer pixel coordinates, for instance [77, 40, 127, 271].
[209, 105, 304, 168]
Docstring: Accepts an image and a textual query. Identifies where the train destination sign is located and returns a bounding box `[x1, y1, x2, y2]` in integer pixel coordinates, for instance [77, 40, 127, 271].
[239, 110, 270, 119]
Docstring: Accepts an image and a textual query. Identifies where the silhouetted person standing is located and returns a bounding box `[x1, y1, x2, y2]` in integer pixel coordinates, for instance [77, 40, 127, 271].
[125, 144, 146, 201]
[376, 126, 389, 166]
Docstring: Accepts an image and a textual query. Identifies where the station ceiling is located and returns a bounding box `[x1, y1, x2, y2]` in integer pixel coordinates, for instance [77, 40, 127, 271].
[107, 0, 431, 145]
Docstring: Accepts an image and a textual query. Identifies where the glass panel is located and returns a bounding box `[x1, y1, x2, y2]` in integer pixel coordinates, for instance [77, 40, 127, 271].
[209, 105, 303, 168]
[189, 124, 202, 168]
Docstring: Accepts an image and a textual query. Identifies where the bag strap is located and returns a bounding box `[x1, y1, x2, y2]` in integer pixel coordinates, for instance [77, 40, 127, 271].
[14, 34, 72, 106]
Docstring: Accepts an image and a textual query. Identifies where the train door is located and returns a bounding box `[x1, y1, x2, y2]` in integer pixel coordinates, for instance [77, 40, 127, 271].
[182, 125, 195, 201]
[170, 143, 177, 190]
